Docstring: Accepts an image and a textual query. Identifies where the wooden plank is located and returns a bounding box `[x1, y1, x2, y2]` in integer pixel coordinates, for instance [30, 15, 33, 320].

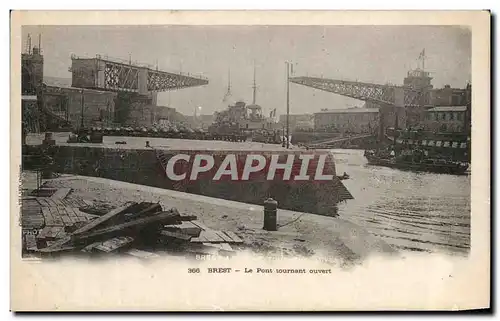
[64, 207, 76, 219]
[81, 242, 102, 253]
[201, 242, 234, 252]
[126, 249, 160, 259]
[72, 202, 137, 235]
[55, 227, 67, 239]
[69, 207, 82, 217]
[46, 226, 65, 240]
[61, 216, 72, 226]
[219, 243, 234, 252]
[94, 236, 134, 253]
[214, 231, 233, 243]
[124, 203, 163, 221]
[223, 231, 244, 243]
[52, 216, 64, 226]
[44, 199, 57, 207]
[163, 221, 201, 237]
[200, 230, 225, 243]
[38, 235, 72, 253]
[160, 230, 192, 241]
[36, 198, 48, 206]
[190, 234, 208, 243]
[74, 210, 181, 243]
[70, 208, 81, 218]
[178, 215, 198, 221]
[190, 220, 211, 231]
[82, 199, 94, 207]
[40, 209, 177, 254]
[41, 207, 51, 220]
[36, 227, 52, 240]
[24, 234, 38, 251]
[50, 188, 72, 200]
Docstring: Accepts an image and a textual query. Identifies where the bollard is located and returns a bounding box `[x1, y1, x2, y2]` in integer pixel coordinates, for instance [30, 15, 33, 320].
[41, 153, 54, 179]
[42, 132, 55, 146]
[263, 198, 278, 231]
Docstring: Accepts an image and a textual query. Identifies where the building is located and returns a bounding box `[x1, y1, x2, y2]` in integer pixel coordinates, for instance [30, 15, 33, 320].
[42, 83, 117, 129]
[279, 114, 314, 131]
[22, 46, 43, 96]
[431, 85, 468, 107]
[314, 108, 379, 134]
[421, 106, 467, 133]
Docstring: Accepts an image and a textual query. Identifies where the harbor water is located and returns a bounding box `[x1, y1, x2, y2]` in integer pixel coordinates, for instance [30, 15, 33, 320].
[333, 149, 471, 255]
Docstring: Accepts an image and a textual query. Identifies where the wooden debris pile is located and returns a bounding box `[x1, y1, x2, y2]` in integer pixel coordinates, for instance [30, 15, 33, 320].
[22, 195, 245, 259]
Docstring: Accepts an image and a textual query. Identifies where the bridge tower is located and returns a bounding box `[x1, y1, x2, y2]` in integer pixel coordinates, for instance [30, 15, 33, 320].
[21, 34, 44, 138]
[288, 50, 432, 142]
[69, 55, 209, 126]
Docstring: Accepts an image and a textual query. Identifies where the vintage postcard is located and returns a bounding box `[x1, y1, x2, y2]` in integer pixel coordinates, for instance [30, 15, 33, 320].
[10, 11, 490, 311]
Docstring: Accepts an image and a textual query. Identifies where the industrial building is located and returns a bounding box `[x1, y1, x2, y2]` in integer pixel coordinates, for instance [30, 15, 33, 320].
[314, 108, 379, 134]
[279, 114, 314, 131]
[421, 106, 467, 133]
[21, 34, 208, 135]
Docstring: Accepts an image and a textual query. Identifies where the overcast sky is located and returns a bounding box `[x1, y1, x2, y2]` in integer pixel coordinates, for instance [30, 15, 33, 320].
[22, 25, 471, 117]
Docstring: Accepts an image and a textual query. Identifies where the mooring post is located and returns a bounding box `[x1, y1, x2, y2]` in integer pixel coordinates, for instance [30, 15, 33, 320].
[263, 198, 278, 231]
[42, 132, 55, 146]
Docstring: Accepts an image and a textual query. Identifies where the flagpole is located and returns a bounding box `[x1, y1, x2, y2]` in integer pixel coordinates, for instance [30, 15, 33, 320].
[286, 61, 290, 149]
[422, 49, 425, 71]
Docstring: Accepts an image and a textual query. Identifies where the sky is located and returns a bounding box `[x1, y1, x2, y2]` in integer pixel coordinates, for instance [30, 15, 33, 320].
[22, 25, 471, 117]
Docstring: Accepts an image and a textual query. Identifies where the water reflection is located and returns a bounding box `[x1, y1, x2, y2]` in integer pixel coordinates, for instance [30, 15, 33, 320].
[333, 149, 470, 254]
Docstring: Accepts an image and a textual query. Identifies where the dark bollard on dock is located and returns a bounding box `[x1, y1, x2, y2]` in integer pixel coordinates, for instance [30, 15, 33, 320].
[42, 132, 55, 146]
[263, 198, 278, 231]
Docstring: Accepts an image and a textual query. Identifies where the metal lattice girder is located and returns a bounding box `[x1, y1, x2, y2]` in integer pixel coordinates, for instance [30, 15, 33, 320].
[289, 76, 429, 107]
[147, 70, 209, 91]
[72, 56, 208, 94]
[104, 62, 139, 92]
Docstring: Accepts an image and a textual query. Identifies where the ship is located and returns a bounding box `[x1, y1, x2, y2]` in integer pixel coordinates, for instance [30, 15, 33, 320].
[364, 148, 469, 175]
[208, 65, 282, 144]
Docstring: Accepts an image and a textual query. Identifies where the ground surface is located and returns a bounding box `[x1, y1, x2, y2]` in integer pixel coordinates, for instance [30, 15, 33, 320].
[26, 133, 299, 151]
[35, 174, 396, 265]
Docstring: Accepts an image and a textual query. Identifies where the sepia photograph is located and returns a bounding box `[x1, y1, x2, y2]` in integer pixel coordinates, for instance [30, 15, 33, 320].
[10, 10, 490, 311]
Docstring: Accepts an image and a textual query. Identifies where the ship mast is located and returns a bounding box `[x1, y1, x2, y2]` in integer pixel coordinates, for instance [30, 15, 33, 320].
[252, 62, 257, 104]
[419, 48, 427, 71]
[223, 67, 232, 103]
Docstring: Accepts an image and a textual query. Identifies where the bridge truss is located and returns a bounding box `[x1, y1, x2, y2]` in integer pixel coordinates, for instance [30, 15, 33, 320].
[289, 76, 430, 108]
[71, 56, 209, 94]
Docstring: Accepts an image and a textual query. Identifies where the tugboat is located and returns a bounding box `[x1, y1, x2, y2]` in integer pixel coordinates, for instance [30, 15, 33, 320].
[364, 148, 469, 175]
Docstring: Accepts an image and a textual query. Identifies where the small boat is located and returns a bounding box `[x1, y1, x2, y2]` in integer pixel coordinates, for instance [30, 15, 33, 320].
[364, 150, 469, 175]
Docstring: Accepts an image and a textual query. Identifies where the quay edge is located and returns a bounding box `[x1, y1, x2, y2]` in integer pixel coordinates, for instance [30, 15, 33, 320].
[22, 138, 353, 217]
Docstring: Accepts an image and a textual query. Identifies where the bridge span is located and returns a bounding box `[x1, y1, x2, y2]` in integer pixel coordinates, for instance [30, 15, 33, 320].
[70, 55, 208, 94]
[306, 133, 376, 149]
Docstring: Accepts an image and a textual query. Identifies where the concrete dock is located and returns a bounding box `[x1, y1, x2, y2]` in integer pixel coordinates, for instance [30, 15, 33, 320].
[22, 173, 395, 262]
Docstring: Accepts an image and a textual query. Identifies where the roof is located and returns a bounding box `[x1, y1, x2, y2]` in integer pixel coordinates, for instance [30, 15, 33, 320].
[315, 108, 379, 114]
[427, 106, 467, 112]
